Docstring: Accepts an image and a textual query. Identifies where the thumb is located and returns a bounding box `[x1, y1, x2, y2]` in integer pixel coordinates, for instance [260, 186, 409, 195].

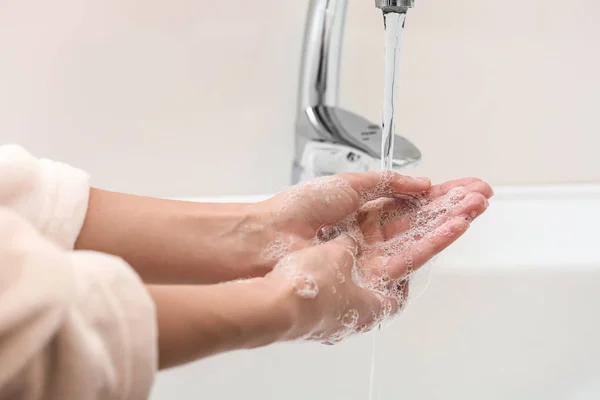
[333, 233, 358, 256]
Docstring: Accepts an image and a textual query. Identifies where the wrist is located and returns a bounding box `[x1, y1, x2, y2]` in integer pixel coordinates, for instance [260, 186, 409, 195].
[151, 278, 299, 367]
[174, 201, 275, 283]
[262, 273, 321, 342]
[239, 277, 300, 347]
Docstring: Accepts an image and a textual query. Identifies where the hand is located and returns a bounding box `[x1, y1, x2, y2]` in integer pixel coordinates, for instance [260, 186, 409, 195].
[346, 177, 493, 290]
[267, 176, 492, 344]
[261, 175, 493, 342]
[148, 176, 493, 367]
[253, 171, 431, 265]
[253, 173, 492, 276]
[266, 234, 393, 344]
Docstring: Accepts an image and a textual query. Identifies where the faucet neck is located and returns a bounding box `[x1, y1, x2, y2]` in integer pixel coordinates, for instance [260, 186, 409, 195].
[297, 0, 348, 115]
[297, 0, 415, 116]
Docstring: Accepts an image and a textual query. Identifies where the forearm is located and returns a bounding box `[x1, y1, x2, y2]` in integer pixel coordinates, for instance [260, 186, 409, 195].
[75, 188, 271, 284]
[148, 279, 297, 369]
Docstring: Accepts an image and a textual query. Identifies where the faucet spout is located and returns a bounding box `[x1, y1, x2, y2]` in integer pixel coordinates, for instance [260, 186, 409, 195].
[374, 0, 414, 13]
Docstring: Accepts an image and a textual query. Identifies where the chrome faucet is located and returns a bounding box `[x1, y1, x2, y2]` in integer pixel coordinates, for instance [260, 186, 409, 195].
[292, 0, 421, 184]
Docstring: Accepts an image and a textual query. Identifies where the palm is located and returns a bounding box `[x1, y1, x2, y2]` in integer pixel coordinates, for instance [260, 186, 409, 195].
[359, 177, 491, 277]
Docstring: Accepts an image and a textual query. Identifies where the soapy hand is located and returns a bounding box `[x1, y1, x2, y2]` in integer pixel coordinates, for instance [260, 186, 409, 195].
[255, 171, 430, 264]
[348, 176, 493, 284]
[261, 174, 492, 343]
[266, 234, 391, 343]
[256, 172, 492, 272]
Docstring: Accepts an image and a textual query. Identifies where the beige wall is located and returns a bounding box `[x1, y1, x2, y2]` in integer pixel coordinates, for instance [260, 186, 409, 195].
[1, 0, 599, 197]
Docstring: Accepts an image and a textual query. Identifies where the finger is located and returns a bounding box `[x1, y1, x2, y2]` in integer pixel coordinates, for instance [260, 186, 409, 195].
[381, 187, 470, 239]
[359, 195, 423, 241]
[428, 177, 481, 198]
[464, 180, 494, 199]
[383, 190, 487, 242]
[354, 290, 399, 330]
[361, 191, 487, 281]
[387, 217, 470, 279]
[337, 234, 358, 254]
[430, 178, 494, 200]
[352, 278, 411, 334]
[357, 201, 392, 244]
[446, 192, 489, 221]
[377, 279, 411, 318]
[340, 171, 431, 199]
[377, 194, 423, 218]
[301, 233, 357, 271]
[371, 291, 399, 321]
[326, 234, 358, 270]
[395, 279, 410, 313]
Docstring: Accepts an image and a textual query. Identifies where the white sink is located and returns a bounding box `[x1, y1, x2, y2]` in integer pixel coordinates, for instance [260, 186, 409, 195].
[153, 184, 600, 400]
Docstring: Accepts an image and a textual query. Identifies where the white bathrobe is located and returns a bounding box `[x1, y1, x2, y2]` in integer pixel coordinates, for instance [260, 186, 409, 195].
[0, 145, 157, 400]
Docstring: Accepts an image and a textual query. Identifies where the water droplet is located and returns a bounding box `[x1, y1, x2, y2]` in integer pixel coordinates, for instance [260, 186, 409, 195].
[317, 224, 341, 242]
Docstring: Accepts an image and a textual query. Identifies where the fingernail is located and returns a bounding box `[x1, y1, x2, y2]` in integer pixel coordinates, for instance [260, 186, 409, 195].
[483, 197, 489, 209]
[415, 177, 431, 184]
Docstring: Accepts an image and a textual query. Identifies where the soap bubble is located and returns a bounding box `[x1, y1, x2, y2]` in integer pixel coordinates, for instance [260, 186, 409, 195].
[262, 235, 292, 263]
[291, 274, 319, 299]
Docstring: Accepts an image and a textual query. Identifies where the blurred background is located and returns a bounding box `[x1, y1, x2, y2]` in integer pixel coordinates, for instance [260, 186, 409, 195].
[1, 0, 599, 197]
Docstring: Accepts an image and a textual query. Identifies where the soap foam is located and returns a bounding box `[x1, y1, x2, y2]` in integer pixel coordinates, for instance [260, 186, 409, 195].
[261, 234, 293, 263]
[292, 274, 319, 299]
